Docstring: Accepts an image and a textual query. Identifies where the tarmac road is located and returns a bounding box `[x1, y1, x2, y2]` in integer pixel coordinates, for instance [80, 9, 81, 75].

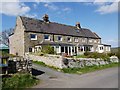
[32, 64, 118, 88]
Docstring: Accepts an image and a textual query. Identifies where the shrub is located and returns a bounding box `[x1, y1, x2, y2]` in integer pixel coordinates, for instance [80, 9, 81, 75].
[2, 73, 39, 89]
[84, 51, 90, 56]
[41, 45, 56, 54]
[116, 51, 120, 59]
[107, 52, 115, 57]
[84, 52, 110, 60]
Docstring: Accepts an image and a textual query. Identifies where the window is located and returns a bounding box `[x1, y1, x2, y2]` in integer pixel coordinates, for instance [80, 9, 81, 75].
[74, 38, 78, 42]
[44, 35, 50, 40]
[30, 34, 37, 40]
[89, 39, 92, 43]
[29, 47, 32, 52]
[67, 37, 72, 42]
[82, 38, 85, 42]
[58, 36, 62, 41]
[100, 47, 103, 50]
[94, 40, 97, 43]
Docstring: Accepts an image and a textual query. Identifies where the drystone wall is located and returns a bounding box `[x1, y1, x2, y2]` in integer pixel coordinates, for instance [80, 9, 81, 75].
[28, 54, 119, 69]
[64, 56, 118, 68]
[28, 54, 64, 69]
[8, 57, 32, 74]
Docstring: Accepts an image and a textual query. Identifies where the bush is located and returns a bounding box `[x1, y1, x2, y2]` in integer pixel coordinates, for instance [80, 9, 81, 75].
[116, 51, 120, 59]
[0, 51, 9, 57]
[107, 52, 115, 57]
[84, 52, 110, 60]
[41, 45, 56, 54]
[0, 51, 18, 58]
[2, 73, 39, 89]
[84, 51, 90, 56]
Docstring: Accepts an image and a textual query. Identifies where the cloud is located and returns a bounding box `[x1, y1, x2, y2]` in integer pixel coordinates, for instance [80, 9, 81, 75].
[33, 3, 37, 9]
[0, 2, 30, 16]
[44, 3, 58, 10]
[84, 0, 119, 14]
[24, 13, 38, 18]
[95, 2, 118, 14]
[1, 0, 19, 2]
[0, 0, 120, 2]
[63, 7, 71, 12]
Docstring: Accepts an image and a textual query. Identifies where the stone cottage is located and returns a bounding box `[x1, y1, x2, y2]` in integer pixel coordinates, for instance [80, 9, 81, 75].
[9, 14, 111, 56]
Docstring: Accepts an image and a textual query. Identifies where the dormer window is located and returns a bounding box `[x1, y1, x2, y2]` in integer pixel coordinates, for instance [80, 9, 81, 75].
[67, 37, 72, 42]
[58, 36, 62, 41]
[44, 34, 50, 40]
[30, 34, 37, 40]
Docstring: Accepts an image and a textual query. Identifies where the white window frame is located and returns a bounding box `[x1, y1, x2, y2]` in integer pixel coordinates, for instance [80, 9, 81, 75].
[100, 46, 103, 50]
[94, 40, 97, 43]
[74, 38, 78, 42]
[44, 34, 50, 40]
[58, 36, 62, 41]
[67, 37, 72, 42]
[30, 34, 37, 40]
[82, 38, 85, 42]
[89, 39, 92, 43]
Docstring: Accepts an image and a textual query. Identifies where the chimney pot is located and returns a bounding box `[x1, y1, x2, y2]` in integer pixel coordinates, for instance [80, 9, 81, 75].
[43, 14, 50, 23]
[76, 22, 81, 29]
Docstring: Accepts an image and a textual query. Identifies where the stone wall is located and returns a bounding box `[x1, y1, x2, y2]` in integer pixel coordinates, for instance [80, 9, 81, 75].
[28, 54, 64, 69]
[8, 57, 32, 74]
[65, 57, 118, 68]
[28, 54, 118, 69]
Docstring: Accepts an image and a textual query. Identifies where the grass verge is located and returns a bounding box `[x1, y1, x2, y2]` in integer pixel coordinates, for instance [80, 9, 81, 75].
[2, 73, 39, 90]
[62, 63, 119, 74]
[33, 61, 61, 71]
[33, 60, 119, 75]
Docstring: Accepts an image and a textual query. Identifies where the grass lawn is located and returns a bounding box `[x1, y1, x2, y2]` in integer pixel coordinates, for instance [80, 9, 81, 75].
[2, 73, 39, 90]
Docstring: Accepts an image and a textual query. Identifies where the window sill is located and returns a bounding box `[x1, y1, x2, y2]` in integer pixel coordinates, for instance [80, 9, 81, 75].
[31, 39, 37, 40]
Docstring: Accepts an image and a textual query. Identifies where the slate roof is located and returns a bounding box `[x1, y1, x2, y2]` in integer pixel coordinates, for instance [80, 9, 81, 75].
[93, 32, 101, 39]
[100, 44, 111, 46]
[20, 16, 101, 39]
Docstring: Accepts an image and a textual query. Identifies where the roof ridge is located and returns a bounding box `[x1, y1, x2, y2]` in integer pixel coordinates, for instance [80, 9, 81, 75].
[20, 16, 80, 29]
[19, 16, 100, 39]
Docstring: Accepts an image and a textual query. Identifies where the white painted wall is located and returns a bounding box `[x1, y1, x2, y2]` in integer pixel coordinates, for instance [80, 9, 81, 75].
[97, 45, 104, 53]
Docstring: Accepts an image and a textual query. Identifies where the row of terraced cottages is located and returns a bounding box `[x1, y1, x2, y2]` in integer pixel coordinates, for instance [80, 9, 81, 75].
[9, 14, 111, 56]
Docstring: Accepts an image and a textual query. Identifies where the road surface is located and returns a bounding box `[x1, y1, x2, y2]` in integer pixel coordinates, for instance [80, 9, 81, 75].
[32, 64, 118, 88]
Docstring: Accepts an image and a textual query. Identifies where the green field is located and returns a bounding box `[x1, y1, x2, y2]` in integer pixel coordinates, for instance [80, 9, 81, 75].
[111, 47, 120, 53]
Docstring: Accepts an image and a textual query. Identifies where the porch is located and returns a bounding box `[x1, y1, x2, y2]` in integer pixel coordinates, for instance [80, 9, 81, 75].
[29, 42, 94, 56]
[77, 44, 94, 54]
[30, 41, 77, 56]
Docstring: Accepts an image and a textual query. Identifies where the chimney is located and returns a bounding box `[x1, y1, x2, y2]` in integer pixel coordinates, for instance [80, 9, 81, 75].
[43, 14, 50, 23]
[76, 22, 81, 29]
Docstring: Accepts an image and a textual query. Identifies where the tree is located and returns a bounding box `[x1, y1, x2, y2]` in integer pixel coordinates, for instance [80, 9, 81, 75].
[0, 28, 14, 46]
